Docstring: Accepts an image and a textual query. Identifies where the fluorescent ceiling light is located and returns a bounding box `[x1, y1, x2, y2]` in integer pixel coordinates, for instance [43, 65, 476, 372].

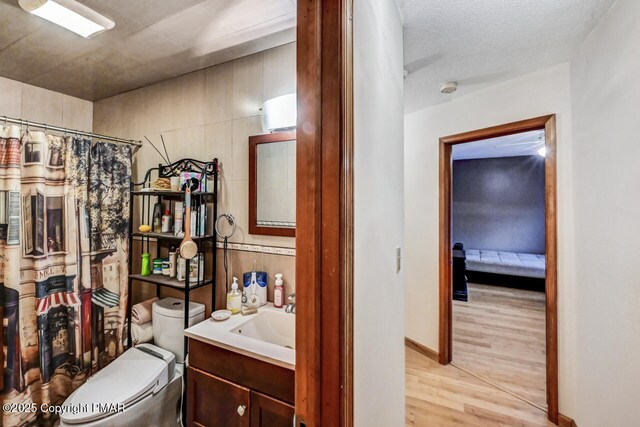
[19, 0, 114, 38]
[538, 146, 547, 157]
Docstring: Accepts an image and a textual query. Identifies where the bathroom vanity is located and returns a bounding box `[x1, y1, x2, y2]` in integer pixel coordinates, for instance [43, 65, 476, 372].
[185, 305, 295, 426]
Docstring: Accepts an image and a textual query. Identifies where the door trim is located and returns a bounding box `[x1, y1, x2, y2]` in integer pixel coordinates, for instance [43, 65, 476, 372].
[438, 115, 559, 424]
[295, 0, 354, 426]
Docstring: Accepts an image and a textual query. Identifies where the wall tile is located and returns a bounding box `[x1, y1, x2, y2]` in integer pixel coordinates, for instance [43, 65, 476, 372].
[0, 77, 22, 118]
[205, 61, 233, 124]
[157, 78, 181, 132]
[22, 84, 63, 127]
[62, 95, 93, 132]
[227, 180, 263, 246]
[232, 52, 263, 119]
[178, 70, 206, 128]
[231, 115, 263, 181]
[205, 121, 233, 178]
[262, 42, 296, 101]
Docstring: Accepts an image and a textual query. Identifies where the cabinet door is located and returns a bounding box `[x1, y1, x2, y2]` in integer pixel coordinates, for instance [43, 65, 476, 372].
[187, 367, 250, 427]
[249, 391, 294, 427]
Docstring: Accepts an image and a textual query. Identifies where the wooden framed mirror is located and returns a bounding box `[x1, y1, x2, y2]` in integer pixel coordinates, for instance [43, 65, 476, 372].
[249, 131, 296, 237]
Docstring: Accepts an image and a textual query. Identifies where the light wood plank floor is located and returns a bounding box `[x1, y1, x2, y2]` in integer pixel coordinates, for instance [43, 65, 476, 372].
[406, 347, 553, 427]
[452, 283, 547, 410]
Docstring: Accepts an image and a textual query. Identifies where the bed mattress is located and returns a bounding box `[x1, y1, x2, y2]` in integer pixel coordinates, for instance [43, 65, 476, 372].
[465, 249, 546, 279]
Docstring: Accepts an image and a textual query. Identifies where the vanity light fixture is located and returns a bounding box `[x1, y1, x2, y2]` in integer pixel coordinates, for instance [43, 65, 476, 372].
[538, 146, 547, 157]
[19, 0, 115, 38]
[261, 93, 296, 133]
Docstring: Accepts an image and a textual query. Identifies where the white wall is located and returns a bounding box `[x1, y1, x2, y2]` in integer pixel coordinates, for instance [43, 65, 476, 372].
[404, 62, 577, 413]
[354, 0, 405, 426]
[569, 0, 640, 425]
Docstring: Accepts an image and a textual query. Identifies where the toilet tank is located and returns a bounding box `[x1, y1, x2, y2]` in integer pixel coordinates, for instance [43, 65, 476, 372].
[152, 297, 205, 363]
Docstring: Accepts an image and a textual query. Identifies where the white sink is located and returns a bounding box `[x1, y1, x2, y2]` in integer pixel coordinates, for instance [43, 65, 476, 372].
[231, 309, 295, 349]
[184, 304, 296, 369]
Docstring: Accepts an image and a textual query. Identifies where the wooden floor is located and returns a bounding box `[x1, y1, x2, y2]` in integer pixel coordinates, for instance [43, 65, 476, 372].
[452, 283, 547, 410]
[406, 347, 553, 426]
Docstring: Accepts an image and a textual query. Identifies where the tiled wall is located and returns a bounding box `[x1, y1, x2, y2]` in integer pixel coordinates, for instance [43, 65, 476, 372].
[93, 42, 296, 313]
[0, 76, 93, 132]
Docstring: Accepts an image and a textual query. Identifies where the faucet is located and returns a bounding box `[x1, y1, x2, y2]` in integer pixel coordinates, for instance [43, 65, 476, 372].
[285, 293, 296, 314]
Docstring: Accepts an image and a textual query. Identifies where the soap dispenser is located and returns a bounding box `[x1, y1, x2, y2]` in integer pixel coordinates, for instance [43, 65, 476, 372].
[227, 277, 241, 314]
[274, 274, 284, 308]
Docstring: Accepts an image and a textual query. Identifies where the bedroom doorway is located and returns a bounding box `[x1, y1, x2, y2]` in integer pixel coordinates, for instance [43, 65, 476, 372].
[439, 115, 559, 424]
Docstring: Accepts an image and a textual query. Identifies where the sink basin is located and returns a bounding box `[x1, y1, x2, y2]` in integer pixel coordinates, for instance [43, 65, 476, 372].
[230, 309, 295, 349]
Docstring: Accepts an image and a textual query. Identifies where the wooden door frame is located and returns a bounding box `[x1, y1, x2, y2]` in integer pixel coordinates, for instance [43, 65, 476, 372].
[439, 115, 559, 424]
[295, 0, 354, 426]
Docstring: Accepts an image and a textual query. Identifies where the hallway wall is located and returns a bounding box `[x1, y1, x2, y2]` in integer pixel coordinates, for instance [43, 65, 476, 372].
[569, 0, 640, 424]
[404, 62, 575, 413]
[354, 0, 405, 425]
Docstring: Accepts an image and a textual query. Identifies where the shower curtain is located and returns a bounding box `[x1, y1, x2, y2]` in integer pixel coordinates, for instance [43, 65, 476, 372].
[0, 126, 131, 426]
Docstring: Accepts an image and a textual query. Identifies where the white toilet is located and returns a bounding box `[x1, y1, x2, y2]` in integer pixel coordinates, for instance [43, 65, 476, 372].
[59, 298, 205, 426]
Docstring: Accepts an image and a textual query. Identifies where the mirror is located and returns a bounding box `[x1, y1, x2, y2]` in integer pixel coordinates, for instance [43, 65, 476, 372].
[249, 131, 296, 237]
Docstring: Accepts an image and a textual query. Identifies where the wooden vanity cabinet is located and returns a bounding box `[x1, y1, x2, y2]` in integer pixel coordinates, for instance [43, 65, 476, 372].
[187, 339, 294, 427]
[250, 390, 294, 426]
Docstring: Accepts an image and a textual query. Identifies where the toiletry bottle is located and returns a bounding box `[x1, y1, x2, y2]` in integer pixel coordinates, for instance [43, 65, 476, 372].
[174, 202, 184, 236]
[161, 209, 172, 233]
[227, 277, 242, 314]
[141, 253, 151, 276]
[274, 274, 284, 308]
[152, 203, 162, 232]
[168, 246, 177, 277]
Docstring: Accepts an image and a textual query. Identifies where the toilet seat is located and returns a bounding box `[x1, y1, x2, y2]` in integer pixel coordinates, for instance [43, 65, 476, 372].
[60, 344, 176, 425]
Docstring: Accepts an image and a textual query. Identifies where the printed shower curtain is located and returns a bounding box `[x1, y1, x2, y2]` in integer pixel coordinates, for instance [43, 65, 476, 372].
[0, 126, 131, 426]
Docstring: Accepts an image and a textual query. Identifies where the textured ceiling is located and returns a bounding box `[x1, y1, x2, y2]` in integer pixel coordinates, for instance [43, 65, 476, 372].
[400, 0, 616, 113]
[452, 130, 545, 160]
[0, 0, 296, 101]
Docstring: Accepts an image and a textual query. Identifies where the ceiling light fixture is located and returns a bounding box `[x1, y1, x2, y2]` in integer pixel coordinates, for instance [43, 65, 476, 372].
[19, 0, 115, 38]
[538, 146, 547, 157]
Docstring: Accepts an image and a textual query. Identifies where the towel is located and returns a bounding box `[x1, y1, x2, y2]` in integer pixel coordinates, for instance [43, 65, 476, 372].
[131, 297, 158, 324]
[131, 322, 153, 345]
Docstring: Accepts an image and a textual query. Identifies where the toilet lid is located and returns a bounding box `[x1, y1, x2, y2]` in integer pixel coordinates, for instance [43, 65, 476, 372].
[60, 345, 173, 424]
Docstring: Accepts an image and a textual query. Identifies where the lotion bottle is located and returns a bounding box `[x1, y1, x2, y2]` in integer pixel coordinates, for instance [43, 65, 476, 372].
[227, 277, 241, 314]
[274, 273, 284, 308]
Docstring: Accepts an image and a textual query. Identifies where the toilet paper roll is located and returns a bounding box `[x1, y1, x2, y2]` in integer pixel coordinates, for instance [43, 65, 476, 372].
[131, 322, 153, 345]
[131, 297, 159, 324]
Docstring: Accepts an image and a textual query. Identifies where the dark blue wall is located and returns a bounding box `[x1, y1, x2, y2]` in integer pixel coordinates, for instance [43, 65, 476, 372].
[452, 155, 545, 254]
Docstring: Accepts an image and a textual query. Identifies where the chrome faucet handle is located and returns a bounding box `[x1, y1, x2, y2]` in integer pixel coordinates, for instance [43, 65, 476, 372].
[285, 293, 296, 313]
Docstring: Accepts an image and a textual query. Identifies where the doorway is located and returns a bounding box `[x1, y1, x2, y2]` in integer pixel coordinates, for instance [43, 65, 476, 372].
[439, 115, 559, 424]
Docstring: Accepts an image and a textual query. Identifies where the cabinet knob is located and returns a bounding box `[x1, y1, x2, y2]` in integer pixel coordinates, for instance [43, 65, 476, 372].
[237, 404, 246, 416]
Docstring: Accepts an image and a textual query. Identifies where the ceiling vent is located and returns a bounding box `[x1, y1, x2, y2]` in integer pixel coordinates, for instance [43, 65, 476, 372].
[439, 81, 458, 94]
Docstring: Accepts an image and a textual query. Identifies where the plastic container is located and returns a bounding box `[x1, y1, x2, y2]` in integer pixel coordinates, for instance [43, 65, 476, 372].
[152, 258, 163, 274]
[226, 277, 242, 314]
[141, 253, 151, 276]
[162, 259, 171, 276]
[161, 209, 172, 233]
[273, 273, 284, 308]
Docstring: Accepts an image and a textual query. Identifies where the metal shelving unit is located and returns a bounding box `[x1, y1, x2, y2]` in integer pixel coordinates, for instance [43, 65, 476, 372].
[125, 158, 219, 360]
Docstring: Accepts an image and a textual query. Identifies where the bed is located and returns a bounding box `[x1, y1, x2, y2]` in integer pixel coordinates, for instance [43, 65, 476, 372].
[465, 249, 546, 279]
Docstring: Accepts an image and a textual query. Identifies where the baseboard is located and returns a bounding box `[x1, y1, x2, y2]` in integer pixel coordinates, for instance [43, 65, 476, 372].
[405, 337, 439, 362]
[558, 413, 577, 427]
